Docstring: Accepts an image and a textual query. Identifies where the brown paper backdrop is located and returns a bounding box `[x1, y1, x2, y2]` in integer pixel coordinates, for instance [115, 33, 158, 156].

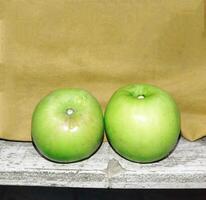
[0, 0, 206, 141]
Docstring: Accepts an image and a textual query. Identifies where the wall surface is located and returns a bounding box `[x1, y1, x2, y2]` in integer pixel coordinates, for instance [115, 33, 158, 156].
[0, 0, 206, 141]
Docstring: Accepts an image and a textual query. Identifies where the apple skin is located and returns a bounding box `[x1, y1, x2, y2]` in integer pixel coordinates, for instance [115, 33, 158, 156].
[104, 84, 180, 163]
[32, 88, 104, 163]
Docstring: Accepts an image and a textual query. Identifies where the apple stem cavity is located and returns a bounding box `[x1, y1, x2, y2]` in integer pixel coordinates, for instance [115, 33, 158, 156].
[137, 95, 145, 100]
[66, 108, 75, 116]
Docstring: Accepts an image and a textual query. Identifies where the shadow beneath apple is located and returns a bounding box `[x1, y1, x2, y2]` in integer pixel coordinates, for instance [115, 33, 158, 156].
[31, 134, 105, 164]
[105, 130, 182, 164]
[0, 138, 32, 143]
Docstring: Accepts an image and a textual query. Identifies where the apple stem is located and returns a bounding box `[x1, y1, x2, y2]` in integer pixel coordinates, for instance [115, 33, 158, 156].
[66, 108, 75, 116]
[137, 95, 145, 100]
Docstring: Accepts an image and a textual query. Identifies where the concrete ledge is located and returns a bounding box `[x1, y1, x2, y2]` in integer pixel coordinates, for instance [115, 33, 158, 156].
[0, 137, 205, 188]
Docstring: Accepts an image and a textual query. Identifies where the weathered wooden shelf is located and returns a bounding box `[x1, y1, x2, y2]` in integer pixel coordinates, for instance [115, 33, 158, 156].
[0, 137, 205, 188]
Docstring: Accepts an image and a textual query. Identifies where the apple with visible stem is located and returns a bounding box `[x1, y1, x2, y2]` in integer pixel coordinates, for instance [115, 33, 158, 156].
[31, 88, 104, 163]
[104, 84, 181, 163]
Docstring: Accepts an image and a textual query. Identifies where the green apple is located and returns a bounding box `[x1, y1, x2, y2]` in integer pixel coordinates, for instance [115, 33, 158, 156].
[104, 84, 180, 163]
[31, 88, 104, 163]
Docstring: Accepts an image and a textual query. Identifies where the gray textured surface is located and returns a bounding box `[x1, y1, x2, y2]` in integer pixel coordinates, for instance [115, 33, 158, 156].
[0, 137, 205, 188]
